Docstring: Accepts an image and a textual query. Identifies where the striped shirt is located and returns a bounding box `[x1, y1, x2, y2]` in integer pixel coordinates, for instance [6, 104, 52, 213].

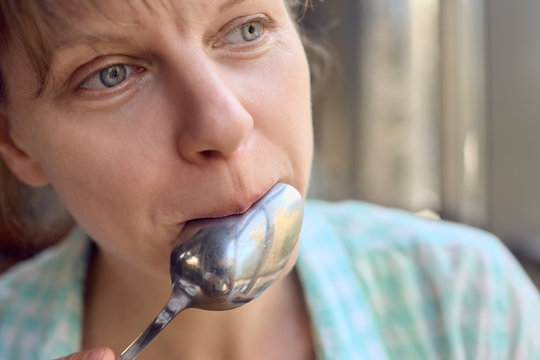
[1, 200, 539, 359]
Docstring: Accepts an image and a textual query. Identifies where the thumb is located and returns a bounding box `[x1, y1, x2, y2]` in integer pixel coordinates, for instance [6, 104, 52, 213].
[55, 347, 116, 360]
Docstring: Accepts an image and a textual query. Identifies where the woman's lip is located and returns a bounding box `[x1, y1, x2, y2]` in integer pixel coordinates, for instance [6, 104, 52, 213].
[196, 202, 255, 220]
[168, 183, 279, 247]
[175, 183, 276, 226]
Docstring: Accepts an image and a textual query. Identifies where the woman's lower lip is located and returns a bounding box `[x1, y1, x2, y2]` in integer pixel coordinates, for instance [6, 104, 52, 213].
[197, 184, 277, 220]
[199, 205, 253, 219]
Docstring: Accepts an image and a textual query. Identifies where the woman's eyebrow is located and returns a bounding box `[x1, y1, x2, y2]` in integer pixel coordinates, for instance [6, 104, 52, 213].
[219, 0, 247, 12]
[55, 32, 132, 50]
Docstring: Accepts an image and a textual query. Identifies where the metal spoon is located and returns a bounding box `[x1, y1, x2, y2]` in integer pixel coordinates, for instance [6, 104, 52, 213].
[118, 183, 304, 360]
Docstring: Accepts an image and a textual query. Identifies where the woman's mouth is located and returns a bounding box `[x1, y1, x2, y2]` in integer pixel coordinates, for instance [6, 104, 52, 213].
[194, 183, 275, 220]
[171, 182, 278, 244]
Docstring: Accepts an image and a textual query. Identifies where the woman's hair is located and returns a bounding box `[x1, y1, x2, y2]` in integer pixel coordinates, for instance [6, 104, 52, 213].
[0, 0, 322, 255]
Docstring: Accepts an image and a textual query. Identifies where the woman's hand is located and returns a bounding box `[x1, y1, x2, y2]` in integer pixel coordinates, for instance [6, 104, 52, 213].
[55, 347, 116, 360]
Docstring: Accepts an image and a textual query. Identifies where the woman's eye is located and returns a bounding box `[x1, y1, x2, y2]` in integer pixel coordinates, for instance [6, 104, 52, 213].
[221, 21, 263, 44]
[80, 64, 137, 90]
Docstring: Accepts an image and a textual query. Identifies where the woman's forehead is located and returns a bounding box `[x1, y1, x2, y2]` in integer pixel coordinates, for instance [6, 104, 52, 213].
[42, 0, 271, 23]
[28, 0, 286, 48]
[3, 0, 296, 56]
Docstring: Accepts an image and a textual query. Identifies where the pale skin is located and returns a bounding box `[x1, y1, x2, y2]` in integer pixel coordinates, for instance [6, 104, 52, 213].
[0, 0, 315, 359]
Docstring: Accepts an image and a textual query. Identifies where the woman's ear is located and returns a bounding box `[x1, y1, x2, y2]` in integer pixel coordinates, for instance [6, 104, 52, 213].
[0, 111, 50, 187]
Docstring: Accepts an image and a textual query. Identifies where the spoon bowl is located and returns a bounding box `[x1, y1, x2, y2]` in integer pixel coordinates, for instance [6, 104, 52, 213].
[118, 183, 304, 360]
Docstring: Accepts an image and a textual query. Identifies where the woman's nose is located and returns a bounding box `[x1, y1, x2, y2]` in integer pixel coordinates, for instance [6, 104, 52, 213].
[173, 57, 254, 164]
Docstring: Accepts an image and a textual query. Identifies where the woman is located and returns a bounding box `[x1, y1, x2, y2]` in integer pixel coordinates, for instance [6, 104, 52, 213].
[0, 0, 539, 359]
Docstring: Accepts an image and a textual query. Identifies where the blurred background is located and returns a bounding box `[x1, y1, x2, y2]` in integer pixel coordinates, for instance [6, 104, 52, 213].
[303, 0, 540, 273]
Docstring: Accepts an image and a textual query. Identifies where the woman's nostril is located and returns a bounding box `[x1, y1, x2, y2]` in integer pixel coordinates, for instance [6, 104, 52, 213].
[200, 150, 219, 159]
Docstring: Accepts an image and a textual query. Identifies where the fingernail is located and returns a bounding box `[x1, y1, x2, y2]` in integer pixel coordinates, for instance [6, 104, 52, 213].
[87, 348, 104, 360]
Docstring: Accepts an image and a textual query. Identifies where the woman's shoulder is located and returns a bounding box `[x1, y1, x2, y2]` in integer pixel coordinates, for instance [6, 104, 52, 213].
[0, 226, 90, 295]
[303, 199, 505, 258]
[300, 199, 528, 299]
[0, 227, 91, 359]
[298, 199, 540, 359]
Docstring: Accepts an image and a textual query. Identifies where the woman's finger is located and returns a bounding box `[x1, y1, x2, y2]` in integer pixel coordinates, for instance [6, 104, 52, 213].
[55, 347, 115, 360]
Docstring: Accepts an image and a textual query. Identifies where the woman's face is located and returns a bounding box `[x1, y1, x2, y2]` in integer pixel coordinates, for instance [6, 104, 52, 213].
[0, 0, 312, 275]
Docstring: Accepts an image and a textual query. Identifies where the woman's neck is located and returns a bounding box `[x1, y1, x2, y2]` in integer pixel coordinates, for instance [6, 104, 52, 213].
[83, 247, 315, 360]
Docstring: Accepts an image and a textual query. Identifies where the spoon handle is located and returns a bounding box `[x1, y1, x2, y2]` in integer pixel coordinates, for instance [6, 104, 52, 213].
[118, 290, 191, 360]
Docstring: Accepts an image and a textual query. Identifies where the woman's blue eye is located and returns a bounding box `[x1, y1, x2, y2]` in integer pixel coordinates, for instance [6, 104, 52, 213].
[100, 65, 127, 87]
[222, 21, 262, 44]
[80, 64, 136, 90]
[241, 22, 262, 41]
